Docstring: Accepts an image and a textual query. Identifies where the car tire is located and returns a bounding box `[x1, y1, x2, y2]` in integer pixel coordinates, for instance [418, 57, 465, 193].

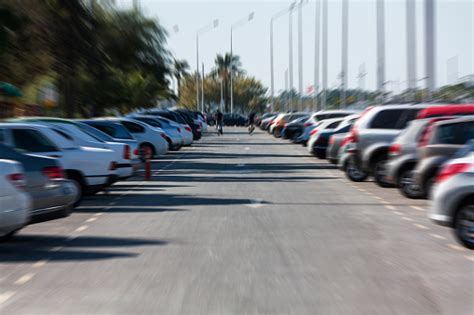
[68, 173, 84, 207]
[398, 169, 423, 199]
[58, 205, 73, 218]
[421, 175, 436, 199]
[0, 229, 18, 242]
[373, 158, 393, 188]
[345, 160, 368, 182]
[454, 202, 474, 250]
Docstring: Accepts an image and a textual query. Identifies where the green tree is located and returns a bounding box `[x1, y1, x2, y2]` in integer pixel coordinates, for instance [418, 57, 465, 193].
[173, 59, 190, 98]
[211, 53, 244, 112]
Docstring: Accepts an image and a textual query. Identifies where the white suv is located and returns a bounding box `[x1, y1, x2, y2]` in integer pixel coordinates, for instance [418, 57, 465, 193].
[0, 123, 118, 201]
[0, 159, 31, 240]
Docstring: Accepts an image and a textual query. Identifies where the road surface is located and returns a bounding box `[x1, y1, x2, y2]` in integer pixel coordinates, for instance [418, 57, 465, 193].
[1, 128, 472, 314]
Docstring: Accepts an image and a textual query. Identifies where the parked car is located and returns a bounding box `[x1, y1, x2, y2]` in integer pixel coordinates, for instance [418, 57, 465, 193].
[308, 114, 359, 158]
[297, 110, 355, 145]
[174, 109, 203, 139]
[343, 105, 427, 186]
[260, 114, 277, 131]
[223, 113, 247, 127]
[0, 143, 78, 222]
[412, 117, 474, 198]
[145, 110, 200, 141]
[281, 115, 310, 140]
[0, 123, 118, 201]
[256, 113, 274, 127]
[327, 132, 348, 164]
[385, 117, 455, 198]
[416, 104, 474, 119]
[13, 118, 134, 180]
[270, 112, 308, 138]
[0, 159, 31, 240]
[129, 115, 183, 150]
[430, 140, 474, 249]
[307, 118, 345, 156]
[152, 115, 193, 146]
[78, 119, 141, 171]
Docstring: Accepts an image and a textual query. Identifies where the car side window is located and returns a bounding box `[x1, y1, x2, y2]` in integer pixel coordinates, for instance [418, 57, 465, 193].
[459, 122, 474, 144]
[12, 129, 58, 152]
[122, 121, 145, 133]
[370, 109, 404, 129]
[327, 121, 341, 129]
[0, 129, 5, 143]
[396, 109, 419, 129]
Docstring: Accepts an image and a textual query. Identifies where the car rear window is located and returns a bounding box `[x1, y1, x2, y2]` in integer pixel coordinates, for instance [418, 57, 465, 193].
[434, 121, 474, 145]
[136, 118, 162, 128]
[122, 121, 145, 133]
[370, 109, 405, 129]
[90, 123, 133, 139]
[327, 121, 341, 129]
[13, 129, 58, 153]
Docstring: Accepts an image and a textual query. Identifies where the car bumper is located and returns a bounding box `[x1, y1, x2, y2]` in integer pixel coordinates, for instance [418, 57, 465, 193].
[0, 193, 31, 236]
[30, 181, 78, 220]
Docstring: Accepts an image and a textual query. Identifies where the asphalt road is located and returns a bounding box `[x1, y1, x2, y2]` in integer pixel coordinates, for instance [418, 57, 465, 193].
[1, 128, 472, 314]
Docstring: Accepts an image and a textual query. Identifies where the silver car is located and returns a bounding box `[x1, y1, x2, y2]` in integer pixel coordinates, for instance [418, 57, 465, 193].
[430, 140, 474, 249]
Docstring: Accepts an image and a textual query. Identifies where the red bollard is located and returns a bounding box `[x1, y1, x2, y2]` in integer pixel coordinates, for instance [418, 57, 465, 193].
[145, 159, 151, 181]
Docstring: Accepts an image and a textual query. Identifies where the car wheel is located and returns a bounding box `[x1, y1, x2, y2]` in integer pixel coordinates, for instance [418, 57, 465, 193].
[68, 174, 84, 207]
[373, 158, 393, 188]
[345, 160, 368, 182]
[454, 202, 474, 249]
[422, 175, 436, 199]
[398, 169, 423, 199]
[0, 230, 18, 242]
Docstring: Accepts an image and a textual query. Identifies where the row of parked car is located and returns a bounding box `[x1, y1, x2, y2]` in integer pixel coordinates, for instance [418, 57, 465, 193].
[0, 109, 208, 241]
[259, 104, 474, 249]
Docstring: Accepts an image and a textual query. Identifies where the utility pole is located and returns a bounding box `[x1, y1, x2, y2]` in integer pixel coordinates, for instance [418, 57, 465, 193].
[201, 63, 205, 112]
[406, 0, 417, 90]
[285, 68, 289, 111]
[321, 0, 328, 109]
[425, 0, 436, 99]
[376, 0, 386, 94]
[341, 0, 348, 108]
[313, 0, 321, 111]
[297, 0, 303, 111]
[289, 5, 295, 110]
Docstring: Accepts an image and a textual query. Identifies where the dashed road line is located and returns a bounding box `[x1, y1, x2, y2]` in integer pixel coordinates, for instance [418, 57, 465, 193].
[410, 205, 425, 212]
[385, 205, 396, 211]
[74, 225, 88, 233]
[14, 273, 35, 285]
[86, 217, 97, 223]
[32, 260, 47, 268]
[379, 200, 390, 204]
[94, 212, 104, 217]
[465, 255, 474, 262]
[0, 292, 15, 305]
[393, 211, 403, 215]
[447, 244, 466, 252]
[401, 216, 414, 222]
[414, 223, 429, 230]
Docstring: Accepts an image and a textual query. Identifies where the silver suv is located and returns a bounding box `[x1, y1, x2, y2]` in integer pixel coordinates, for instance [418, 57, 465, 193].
[344, 105, 427, 186]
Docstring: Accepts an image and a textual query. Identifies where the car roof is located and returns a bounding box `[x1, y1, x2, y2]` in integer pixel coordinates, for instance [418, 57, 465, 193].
[416, 104, 474, 119]
[433, 116, 474, 126]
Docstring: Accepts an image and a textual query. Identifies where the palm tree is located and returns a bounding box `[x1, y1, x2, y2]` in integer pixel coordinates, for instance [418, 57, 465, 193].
[211, 53, 243, 112]
[173, 59, 190, 98]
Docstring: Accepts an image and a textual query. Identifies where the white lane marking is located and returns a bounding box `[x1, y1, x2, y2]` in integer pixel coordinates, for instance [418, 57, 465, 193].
[410, 205, 425, 211]
[94, 212, 104, 217]
[247, 199, 265, 208]
[414, 223, 429, 230]
[0, 292, 15, 305]
[244, 147, 250, 151]
[385, 205, 396, 211]
[108, 201, 117, 206]
[465, 255, 474, 262]
[379, 200, 390, 204]
[15, 273, 35, 285]
[74, 225, 88, 233]
[429, 233, 446, 240]
[402, 216, 414, 222]
[86, 217, 97, 223]
[393, 211, 403, 215]
[373, 196, 382, 200]
[447, 244, 466, 252]
[32, 260, 47, 268]
[50, 246, 63, 252]
[357, 188, 366, 192]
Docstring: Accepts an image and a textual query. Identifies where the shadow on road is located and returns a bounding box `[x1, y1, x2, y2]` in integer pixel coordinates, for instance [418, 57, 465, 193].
[0, 235, 168, 263]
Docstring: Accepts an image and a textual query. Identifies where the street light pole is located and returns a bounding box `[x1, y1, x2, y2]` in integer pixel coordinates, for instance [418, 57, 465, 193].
[321, 0, 328, 109]
[201, 63, 205, 111]
[341, 0, 348, 108]
[196, 20, 219, 112]
[314, 0, 321, 111]
[289, 5, 294, 111]
[297, 0, 303, 111]
[230, 12, 254, 114]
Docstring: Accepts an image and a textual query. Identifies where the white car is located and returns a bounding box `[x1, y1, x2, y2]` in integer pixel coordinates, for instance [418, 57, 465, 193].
[129, 115, 184, 150]
[16, 118, 134, 179]
[152, 115, 193, 146]
[0, 123, 118, 200]
[96, 118, 169, 158]
[0, 159, 31, 240]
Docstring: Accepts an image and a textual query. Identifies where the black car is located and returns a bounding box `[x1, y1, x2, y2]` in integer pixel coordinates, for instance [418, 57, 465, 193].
[223, 113, 247, 126]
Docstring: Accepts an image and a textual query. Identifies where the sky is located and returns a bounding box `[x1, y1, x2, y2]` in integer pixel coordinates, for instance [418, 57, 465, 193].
[117, 0, 473, 95]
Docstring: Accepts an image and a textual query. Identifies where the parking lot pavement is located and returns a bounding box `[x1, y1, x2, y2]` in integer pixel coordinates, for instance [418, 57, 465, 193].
[0, 128, 472, 314]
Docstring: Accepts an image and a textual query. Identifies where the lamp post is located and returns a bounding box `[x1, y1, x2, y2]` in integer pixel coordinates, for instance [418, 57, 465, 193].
[196, 19, 219, 112]
[230, 12, 254, 114]
[270, 3, 295, 113]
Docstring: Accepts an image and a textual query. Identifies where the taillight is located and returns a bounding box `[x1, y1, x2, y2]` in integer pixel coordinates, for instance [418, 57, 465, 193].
[7, 173, 25, 190]
[304, 122, 312, 127]
[185, 126, 192, 132]
[436, 163, 470, 183]
[388, 143, 401, 157]
[350, 128, 359, 143]
[123, 144, 131, 160]
[109, 162, 117, 170]
[329, 136, 335, 145]
[42, 166, 65, 179]
[340, 134, 352, 147]
[133, 149, 139, 156]
[310, 129, 318, 136]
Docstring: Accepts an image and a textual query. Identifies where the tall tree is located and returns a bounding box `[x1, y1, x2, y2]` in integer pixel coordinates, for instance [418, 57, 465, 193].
[173, 59, 190, 98]
[211, 53, 243, 112]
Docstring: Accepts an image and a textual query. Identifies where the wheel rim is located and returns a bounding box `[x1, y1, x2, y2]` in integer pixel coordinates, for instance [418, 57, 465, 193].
[347, 162, 365, 180]
[400, 171, 421, 196]
[457, 205, 474, 246]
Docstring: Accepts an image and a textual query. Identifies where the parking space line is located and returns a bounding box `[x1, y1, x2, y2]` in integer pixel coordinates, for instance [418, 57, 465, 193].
[379, 200, 390, 204]
[410, 205, 425, 211]
[447, 244, 466, 252]
[32, 260, 47, 268]
[414, 223, 429, 230]
[50, 246, 63, 252]
[74, 225, 88, 233]
[401, 216, 414, 222]
[429, 233, 447, 240]
[393, 211, 402, 215]
[14, 273, 35, 285]
[465, 255, 474, 262]
[86, 217, 97, 223]
[385, 205, 396, 210]
[94, 212, 104, 217]
[0, 292, 15, 305]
